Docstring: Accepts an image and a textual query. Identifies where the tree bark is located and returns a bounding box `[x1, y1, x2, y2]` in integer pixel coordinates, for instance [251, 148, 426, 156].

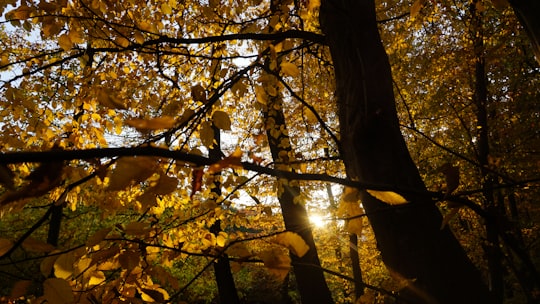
[509, 0, 540, 64]
[320, 1, 492, 303]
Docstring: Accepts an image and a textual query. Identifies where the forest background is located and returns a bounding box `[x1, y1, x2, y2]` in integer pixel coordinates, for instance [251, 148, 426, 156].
[0, 0, 539, 303]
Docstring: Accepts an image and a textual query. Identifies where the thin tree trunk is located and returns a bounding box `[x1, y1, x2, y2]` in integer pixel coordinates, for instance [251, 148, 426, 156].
[320, 1, 492, 303]
[209, 126, 240, 304]
[262, 66, 334, 303]
[470, 2, 504, 301]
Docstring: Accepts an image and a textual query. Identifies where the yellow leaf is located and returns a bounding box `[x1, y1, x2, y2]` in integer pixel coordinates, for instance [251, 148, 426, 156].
[97, 88, 126, 109]
[54, 252, 75, 279]
[68, 29, 84, 44]
[280, 61, 300, 77]
[491, 0, 509, 9]
[259, 248, 291, 281]
[255, 85, 267, 104]
[89, 271, 106, 286]
[126, 116, 176, 130]
[153, 174, 178, 195]
[118, 250, 140, 270]
[341, 186, 360, 203]
[199, 121, 215, 148]
[161, 3, 173, 14]
[43, 278, 74, 304]
[191, 84, 207, 103]
[307, 0, 320, 10]
[123, 221, 150, 236]
[58, 34, 72, 51]
[366, 190, 408, 205]
[107, 157, 157, 191]
[272, 231, 309, 257]
[410, 0, 426, 19]
[86, 227, 112, 247]
[212, 110, 232, 130]
[216, 232, 228, 247]
[347, 218, 363, 236]
[207, 148, 243, 174]
[22, 237, 55, 253]
[41, 253, 59, 277]
[226, 243, 252, 258]
[0, 238, 13, 256]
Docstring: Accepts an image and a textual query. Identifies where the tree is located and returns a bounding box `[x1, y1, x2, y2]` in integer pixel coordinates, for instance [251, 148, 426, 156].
[320, 0, 492, 303]
[0, 0, 539, 303]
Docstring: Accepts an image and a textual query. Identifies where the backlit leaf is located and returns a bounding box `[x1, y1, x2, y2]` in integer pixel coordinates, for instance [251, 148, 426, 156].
[259, 248, 291, 281]
[272, 231, 309, 257]
[280, 61, 300, 77]
[212, 110, 232, 130]
[58, 34, 72, 51]
[22, 237, 55, 253]
[88, 271, 106, 286]
[410, 0, 426, 19]
[207, 148, 243, 174]
[97, 88, 126, 109]
[86, 227, 112, 247]
[54, 252, 75, 279]
[107, 157, 157, 191]
[43, 278, 74, 304]
[199, 121, 215, 148]
[191, 84, 207, 103]
[491, 0, 509, 9]
[126, 116, 176, 130]
[123, 221, 150, 236]
[190, 168, 204, 198]
[366, 190, 408, 205]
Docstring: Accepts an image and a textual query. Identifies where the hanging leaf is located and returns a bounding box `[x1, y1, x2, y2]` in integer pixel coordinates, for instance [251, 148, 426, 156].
[207, 148, 243, 174]
[22, 237, 56, 253]
[107, 157, 158, 191]
[212, 110, 232, 130]
[491, 0, 509, 9]
[366, 190, 408, 205]
[191, 84, 207, 103]
[43, 278, 74, 304]
[272, 231, 310, 257]
[153, 173, 178, 195]
[190, 168, 204, 198]
[97, 88, 126, 109]
[126, 116, 176, 131]
[440, 207, 461, 230]
[9, 280, 31, 298]
[53, 252, 75, 279]
[199, 121, 215, 148]
[439, 163, 460, 197]
[280, 61, 300, 77]
[86, 227, 112, 247]
[410, 0, 427, 19]
[259, 248, 291, 281]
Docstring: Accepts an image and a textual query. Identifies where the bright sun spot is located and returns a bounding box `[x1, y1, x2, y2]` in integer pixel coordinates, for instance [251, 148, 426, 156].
[309, 214, 326, 228]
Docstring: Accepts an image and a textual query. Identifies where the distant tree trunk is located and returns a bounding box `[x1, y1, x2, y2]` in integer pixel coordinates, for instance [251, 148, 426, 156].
[509, 0, 540, 64]
[261, 66, 334, 303]
[470, 2, 504, 302]
[209, 126, 240, 304]
[47, 205, 63, 246]
[324, 163, 364, 299]
[320, 1, 492, 303]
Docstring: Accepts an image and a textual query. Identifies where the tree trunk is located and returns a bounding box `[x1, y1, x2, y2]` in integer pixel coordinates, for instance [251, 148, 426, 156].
[262, 67, 334, 303]
[470, 2, 504, 301]
[320, 1, 492, 303]
[209, 126, 240, 304]
[509, 0, 540, 64]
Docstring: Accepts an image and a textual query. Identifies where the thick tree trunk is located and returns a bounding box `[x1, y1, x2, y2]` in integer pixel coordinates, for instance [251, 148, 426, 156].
[320, 1, 491, 303]
[509, 0, 540, 64]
